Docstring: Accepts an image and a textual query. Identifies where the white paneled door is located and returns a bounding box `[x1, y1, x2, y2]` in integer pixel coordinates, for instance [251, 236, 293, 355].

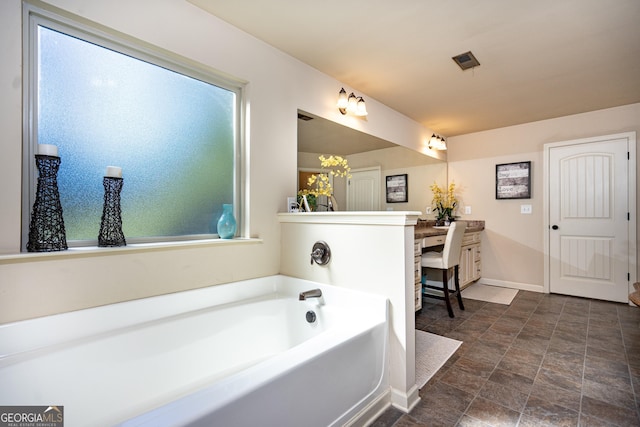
[547, 133, 635, 302]
[346, 167, 381, 211]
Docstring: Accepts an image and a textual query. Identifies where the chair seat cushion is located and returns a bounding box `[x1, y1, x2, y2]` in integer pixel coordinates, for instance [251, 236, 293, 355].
[422, 251, 445, 269]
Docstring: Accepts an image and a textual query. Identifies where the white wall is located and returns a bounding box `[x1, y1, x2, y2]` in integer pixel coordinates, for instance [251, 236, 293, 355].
[448, 103, 640, 291]
[0, 0, 435, 324]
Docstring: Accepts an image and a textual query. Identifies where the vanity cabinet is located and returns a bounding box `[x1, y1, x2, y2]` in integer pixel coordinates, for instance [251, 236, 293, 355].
[459, 231, 481, 287]
[414, 229, 482, 311]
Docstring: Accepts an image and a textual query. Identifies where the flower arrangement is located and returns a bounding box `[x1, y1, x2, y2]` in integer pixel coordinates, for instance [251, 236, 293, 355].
[430, 181, 457, 223]
[298, 155, 351, 211]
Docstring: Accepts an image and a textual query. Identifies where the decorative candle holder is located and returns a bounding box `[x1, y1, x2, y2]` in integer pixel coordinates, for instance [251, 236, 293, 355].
[27, 155, 68, 252]
[98, 176, 126, 247]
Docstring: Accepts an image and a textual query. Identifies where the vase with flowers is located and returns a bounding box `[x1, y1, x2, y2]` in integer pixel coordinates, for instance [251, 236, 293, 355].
[298, 155, 351, 211]
[430, 181, 458, 225]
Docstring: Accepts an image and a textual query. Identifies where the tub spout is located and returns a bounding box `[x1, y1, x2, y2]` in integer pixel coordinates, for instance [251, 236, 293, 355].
[299, 289, 322, 301]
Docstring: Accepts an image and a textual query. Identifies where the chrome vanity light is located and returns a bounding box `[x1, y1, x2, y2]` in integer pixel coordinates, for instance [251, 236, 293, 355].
[428, 134, 447, 150]
[337, 88, 367, 117]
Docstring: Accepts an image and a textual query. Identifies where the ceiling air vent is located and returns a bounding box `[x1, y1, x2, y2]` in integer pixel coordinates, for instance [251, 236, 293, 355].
[297, 112, 314, 121]
[452, 51, 480, 71]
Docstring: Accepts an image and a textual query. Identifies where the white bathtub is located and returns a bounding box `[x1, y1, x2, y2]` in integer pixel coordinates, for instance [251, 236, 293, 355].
[0, 275, 389, 426]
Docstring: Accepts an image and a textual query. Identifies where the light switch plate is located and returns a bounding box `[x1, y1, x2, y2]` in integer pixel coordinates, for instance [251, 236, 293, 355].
[521, 204, 532, 214]
[464, 206, 472, 215]
[425, 207, 432, 215]
[287, 196, 298, 212]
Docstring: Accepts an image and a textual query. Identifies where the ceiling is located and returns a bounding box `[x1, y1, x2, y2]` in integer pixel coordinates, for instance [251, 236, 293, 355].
[188, 0, 640, 137]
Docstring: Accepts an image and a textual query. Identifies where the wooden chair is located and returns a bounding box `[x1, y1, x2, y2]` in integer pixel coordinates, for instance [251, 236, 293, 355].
[421, 221, 467, 318]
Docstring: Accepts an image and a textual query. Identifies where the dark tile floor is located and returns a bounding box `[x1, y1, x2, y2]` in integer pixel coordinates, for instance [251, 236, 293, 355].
[371, 290, 640, 427]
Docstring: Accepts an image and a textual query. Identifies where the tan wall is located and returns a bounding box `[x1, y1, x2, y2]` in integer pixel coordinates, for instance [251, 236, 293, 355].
[380, 163, 447, 216]
[299, 146, 446, 215]
[447, 103, 640, 291]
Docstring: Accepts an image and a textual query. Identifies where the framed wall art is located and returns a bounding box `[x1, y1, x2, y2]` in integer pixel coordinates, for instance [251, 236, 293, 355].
[496, 161, 531, 199]
[386, 174, 408, 203]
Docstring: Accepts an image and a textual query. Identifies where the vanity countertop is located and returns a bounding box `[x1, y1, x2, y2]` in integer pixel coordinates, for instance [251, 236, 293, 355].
[414, 220, 485, 239]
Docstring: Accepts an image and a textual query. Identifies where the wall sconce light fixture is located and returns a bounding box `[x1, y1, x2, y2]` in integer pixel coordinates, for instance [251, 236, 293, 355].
[337, 88, 368, 117]
[428, 134, 447, 150]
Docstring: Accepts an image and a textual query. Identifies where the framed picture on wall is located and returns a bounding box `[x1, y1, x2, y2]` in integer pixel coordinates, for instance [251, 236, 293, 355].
[386, 174, 408, 203]
[496, 161, 531, 199]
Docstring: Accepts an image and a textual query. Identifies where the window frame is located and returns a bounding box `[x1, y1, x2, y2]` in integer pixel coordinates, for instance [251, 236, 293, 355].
[22, 2, 245, 249]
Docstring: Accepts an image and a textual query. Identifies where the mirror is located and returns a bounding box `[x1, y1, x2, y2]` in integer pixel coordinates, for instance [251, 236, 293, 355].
[297, 110, 446, 214]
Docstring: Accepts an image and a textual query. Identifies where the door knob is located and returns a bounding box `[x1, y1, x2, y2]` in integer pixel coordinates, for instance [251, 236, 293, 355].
[551, 225, 559, 230]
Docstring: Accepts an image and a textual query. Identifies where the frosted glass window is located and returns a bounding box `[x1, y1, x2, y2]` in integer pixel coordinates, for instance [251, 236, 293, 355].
[25, 16, 241, 247]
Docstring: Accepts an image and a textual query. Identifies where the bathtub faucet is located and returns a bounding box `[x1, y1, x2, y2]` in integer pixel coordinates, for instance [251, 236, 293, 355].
[311, 247, 325, 264]
[299, 288, 322, 301]
[310, 241, 331, 265]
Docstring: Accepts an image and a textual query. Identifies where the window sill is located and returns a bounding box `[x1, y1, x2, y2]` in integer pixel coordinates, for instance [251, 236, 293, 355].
[0, 238, 262, 264]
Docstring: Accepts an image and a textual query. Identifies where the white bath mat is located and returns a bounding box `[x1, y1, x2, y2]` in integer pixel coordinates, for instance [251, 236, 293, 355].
[415, 330, 462, 389]
[461, 283, 518, 305]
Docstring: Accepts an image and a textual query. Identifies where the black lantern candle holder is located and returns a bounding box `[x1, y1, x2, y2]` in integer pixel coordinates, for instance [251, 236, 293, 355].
[98, 176, 126, 247]
[27, 155, 68, 252]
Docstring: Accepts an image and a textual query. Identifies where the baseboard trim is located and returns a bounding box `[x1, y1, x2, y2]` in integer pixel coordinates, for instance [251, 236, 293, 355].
[479, 278, 544, 293]
[390, 384, 420, 413]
